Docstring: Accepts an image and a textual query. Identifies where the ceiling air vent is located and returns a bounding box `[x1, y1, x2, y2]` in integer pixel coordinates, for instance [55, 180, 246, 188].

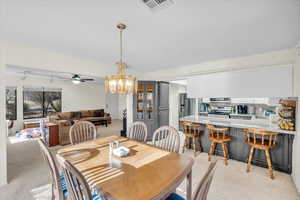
[142, 0, 174, 11]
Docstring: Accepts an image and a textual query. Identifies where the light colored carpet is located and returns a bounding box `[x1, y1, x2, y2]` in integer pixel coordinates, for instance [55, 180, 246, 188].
[0, 120, 299, 200]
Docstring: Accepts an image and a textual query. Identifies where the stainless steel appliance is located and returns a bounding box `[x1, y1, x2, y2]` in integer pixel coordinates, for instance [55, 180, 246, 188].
[237, 105, 248, 114]
[179, 93, 195, 130]
[208, 105, 231, 119]
[179, 93, 195, 117]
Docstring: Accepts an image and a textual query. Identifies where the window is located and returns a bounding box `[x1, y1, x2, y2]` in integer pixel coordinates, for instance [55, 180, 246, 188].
[6, 87, 17, 120]
[23, 88, 62, 119]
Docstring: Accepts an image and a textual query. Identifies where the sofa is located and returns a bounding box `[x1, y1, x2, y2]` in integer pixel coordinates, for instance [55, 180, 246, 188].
[48, 109, 111, 145]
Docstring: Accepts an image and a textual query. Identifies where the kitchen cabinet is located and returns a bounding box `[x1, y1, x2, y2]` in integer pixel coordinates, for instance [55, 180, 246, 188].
[158, 82, 169, 109]
[253, 98, 267, 104]
[231, 98, 280, 105]
[187, 65, 294, 98]
[231, 98, 254, 104]
[201, 98, 210, 103]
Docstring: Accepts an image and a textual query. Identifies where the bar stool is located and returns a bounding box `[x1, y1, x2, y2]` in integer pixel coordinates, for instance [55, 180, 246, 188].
[182, 121, 203, 156]
[244, 129, 278, 179]
[207, 124, 232, 166]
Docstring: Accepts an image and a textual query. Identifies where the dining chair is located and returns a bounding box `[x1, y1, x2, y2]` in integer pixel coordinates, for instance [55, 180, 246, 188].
[69, 121, 97, 145]
[56, 154, 104, 200]
[152, 126, 180, 153]
[128, 121, 147, 142]
[166, 160, 218, 200]
[37, 138, 67, 200]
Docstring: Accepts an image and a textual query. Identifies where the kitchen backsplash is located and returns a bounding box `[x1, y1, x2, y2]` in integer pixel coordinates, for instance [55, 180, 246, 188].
[198, 97, 297, 119]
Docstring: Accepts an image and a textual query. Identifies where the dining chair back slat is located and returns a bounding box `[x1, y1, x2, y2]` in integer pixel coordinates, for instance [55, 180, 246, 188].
[69, 121, 97, 145]
[193, 160, 217, 200]
[37, 139, 64, 200]
[128, 121, 147, 142]
[152, 126, 180, 153]
[56, 154, 94, 200]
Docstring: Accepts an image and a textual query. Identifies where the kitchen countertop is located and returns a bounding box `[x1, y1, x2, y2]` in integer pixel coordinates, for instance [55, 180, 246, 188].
[180, 115, 296, 135]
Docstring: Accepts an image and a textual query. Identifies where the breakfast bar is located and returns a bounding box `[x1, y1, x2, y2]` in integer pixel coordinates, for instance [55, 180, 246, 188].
[180, 115, 295, 174]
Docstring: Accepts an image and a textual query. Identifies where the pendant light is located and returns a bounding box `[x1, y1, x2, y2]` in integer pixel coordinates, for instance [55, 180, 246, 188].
[105, 23, 138, 94]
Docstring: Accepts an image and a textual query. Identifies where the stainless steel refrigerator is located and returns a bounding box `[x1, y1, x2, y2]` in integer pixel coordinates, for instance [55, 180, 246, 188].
[179, 93, 195, 130]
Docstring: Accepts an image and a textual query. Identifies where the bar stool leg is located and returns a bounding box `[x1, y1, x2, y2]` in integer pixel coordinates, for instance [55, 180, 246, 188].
[208, 141, 215, 161]
[224, 143, 229, 160]
[265, 149, 274, 179]
[247, 146, 255, 172]
[198, 137, 203, 152]
[221, 143, 228, 166]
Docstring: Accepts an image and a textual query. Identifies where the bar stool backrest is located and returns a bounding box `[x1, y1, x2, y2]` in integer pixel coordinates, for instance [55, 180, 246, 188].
[206, 124, 229, 140]
[182, 121, 202, 136]
[244, 129, 278, 147]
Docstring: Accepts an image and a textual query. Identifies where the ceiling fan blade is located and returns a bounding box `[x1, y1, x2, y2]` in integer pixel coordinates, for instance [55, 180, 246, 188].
[81, 78, 94, 81]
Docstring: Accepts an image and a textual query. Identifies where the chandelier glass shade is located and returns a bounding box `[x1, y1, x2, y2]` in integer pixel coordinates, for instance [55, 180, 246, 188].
[105, 63, 137, 94]
[105, 23, 138, 94]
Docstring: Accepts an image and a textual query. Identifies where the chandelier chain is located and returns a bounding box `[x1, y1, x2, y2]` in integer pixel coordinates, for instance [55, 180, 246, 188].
[120, 28, 123, 65]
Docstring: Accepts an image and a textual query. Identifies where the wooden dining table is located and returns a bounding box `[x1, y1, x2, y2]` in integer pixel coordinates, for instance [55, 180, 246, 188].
[57, 136, 194, 200]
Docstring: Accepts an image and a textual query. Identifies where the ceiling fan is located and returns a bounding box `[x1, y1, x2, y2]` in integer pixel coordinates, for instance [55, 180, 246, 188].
[72, 74, 94, 85]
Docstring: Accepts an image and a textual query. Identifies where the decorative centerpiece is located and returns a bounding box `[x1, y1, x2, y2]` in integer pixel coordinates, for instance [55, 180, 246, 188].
[109, 141, 130, 157]
[278, 99, 296, 131]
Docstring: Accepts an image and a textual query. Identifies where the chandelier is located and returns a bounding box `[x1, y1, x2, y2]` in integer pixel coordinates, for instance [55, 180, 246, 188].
[105, 23, 138, 94]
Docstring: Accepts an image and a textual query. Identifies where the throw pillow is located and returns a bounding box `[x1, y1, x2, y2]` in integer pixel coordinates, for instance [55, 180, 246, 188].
[72, 112, 81, 119]
[94, 109, 104, 117]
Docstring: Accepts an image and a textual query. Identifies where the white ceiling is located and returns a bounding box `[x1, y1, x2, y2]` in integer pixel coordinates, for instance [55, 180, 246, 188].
[3, 0, 300, 72]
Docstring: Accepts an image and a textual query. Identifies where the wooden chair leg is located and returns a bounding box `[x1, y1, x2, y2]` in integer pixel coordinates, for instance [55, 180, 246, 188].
[182, 136, 188, 154]
[198, 136, 203, 152]
[221, 143, 228, 166]
[192, 137, 197, 157]
[208, 141, 215, 161]
[247, 146, 255, 172]
[265, 149, 274, 179]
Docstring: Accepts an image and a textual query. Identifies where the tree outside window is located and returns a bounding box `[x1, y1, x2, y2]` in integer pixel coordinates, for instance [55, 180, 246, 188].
[6, 87, 17, 120]
[23, 89, 62, 119]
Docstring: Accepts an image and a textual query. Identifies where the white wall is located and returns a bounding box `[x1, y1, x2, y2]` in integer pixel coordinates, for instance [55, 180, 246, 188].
[293, 41, 300, 193]
[169, 83, 187, 130]
[138, 49, 295, 81]
[118, 94, 127, 119]
[6, 74, 106, 131]
[105, 94, 119, 120]
[126, 95, 133, 132]
[0, 42, 7, 186]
